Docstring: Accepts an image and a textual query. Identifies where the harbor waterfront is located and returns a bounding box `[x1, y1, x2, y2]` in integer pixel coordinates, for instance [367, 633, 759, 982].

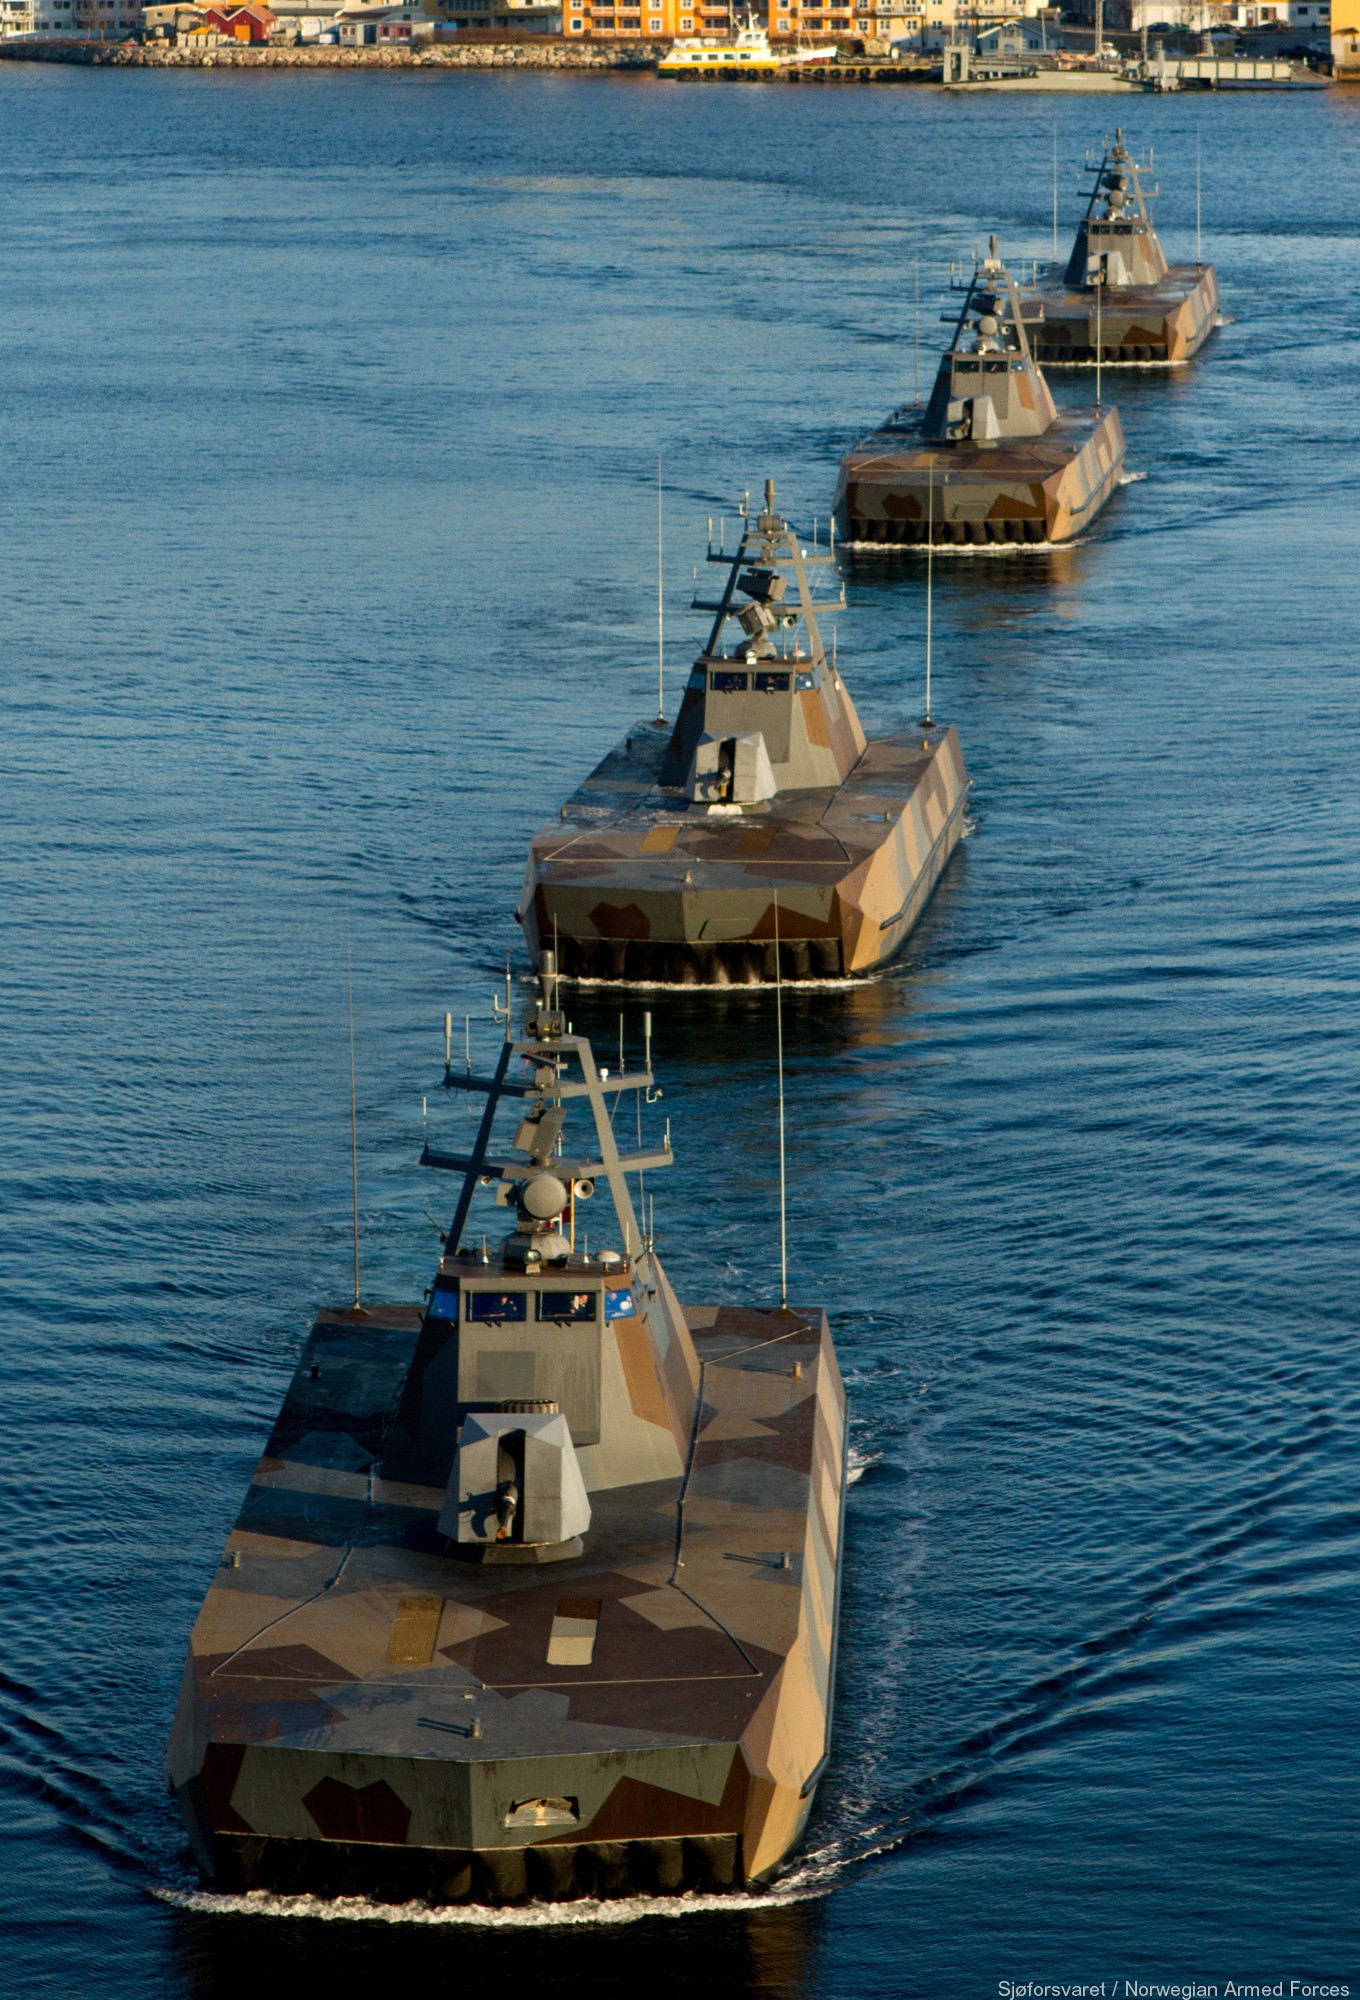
[2, 66, 1359, 2000]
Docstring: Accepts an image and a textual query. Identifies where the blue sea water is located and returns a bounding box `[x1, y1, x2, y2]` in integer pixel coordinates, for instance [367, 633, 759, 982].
[0, 58, 1358, 1999]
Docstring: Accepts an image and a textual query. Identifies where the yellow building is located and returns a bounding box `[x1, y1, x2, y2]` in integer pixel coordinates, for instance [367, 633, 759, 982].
[1333, 0, 1359, 73]
[560, 0, 730, 34]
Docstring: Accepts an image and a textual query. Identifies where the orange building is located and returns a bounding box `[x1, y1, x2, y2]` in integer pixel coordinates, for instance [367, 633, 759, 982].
[561, 0, 859, 38]
[1333, 0, 1359, 71]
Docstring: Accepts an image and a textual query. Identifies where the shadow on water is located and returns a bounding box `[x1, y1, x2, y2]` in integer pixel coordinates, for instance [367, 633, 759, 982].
[167, 1894, 821, 2000]
[561, 875, 969, 1081]
[841, 537, 1089, 603]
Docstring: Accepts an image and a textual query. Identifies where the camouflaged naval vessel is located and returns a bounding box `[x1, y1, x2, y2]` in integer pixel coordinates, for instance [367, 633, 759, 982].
[166, 970, 845, 1905]
[1024, 131, 1219, 367]
[520, 482, 968, 984]
[834, 239, 1126, 550]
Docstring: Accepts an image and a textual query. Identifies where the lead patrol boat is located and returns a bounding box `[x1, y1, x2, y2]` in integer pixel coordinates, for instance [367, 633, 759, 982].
[835, 238, 1126, 550]
[167, 966, 845, 1905]
[521, 480, 969, 985]
[1023, 130, 1219, 367]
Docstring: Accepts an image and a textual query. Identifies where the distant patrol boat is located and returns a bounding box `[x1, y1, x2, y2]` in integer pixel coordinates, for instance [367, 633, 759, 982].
[520, 480, 969, 986]
[166, 967, 845, 1906]
[1022, 130, 1219, 367]
[657, 11, 836, 74]
[835, 238, 1126, 550]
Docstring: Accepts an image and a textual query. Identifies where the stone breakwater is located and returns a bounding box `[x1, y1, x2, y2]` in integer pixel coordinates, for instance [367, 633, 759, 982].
[0, 36, 666, 65]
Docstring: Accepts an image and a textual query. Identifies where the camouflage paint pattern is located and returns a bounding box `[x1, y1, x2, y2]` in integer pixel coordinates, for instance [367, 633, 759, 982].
[522, 717, 969, 982]
[835, 239, 1126, 551]
[520, 484, 969, 983]
[166, 1298, 844, 1902]
[167, 997, 847, 1905]
[1024, 129, 1219, 366]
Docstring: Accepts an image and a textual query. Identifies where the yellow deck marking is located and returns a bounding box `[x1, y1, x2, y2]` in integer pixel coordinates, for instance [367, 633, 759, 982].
[547, 1597, 601, 1666]
[386, 1595, 443, 1666]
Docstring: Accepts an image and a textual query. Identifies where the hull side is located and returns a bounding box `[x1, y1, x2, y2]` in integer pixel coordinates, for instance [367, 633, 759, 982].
[1028, 263, 1219, 365]
[835, 408, 1125, 550]
[523, 728, 969, 983]
[167, 1303, 846, 1904]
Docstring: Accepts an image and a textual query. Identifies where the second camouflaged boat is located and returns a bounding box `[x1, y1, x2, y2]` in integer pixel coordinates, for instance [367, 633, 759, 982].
[166, 968, 846, 1904]
[520, 482, 969, 985]
[834, 239, 1126, 551]
[1023, 130, 1219, 367]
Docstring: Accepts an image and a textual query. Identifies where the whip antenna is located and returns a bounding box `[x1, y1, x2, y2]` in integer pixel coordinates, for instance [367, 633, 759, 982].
[924, 458, 935, 725]
[344, 919, 368, 1319]
[913, 255, 921, 404]
[774, 894, 788, 1312]
[656, 452, 666, 724]
[1052, 123, 1059, 264]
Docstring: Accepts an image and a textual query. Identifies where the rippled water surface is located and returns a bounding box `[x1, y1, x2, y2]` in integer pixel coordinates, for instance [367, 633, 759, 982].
[2, 61, 1358, 1998]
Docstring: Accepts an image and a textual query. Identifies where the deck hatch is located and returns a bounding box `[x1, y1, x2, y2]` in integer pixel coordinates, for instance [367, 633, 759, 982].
[546, 1597, 601, 1666]
[386, 1595, 443, 1666]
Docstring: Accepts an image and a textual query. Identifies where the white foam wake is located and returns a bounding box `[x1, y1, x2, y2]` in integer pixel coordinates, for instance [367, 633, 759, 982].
[843, 538, 1083, 558]
[152, 1877, 830, 1930]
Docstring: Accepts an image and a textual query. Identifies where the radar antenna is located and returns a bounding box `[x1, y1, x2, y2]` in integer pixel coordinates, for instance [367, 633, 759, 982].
[343, 919, 368, 1320]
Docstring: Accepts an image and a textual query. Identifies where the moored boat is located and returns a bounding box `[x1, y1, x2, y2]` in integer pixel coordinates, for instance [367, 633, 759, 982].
[657, 11, 835, 74]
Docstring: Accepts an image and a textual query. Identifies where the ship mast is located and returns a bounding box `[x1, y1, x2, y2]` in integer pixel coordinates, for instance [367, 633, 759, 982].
[422, 958, 672, 1266]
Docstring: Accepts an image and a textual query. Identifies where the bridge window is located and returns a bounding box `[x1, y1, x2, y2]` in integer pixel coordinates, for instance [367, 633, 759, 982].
[467, 1291, 527, 1324]
[754, 671, 790, 693]
[711, 670, 749, 692]
[605, 1288, 636, 1320]
[538, 1291, 599, 1324]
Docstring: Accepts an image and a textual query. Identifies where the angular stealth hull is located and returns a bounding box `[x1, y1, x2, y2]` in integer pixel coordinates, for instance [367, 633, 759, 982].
[1026, 262, 1219, 366]
[522, 717, 969, 983]
[167, 1293, 846, 1905]
[835, 405, 1126, 551]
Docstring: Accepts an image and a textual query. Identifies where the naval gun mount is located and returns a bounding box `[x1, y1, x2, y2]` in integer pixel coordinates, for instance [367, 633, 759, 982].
[1023, 129, 1219, 367]
[521, 481, 969, 985]
[166, 964, 846, 1904]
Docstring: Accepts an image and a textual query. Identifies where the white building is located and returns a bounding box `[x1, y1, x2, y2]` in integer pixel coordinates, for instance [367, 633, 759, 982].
[1226, 0, 1326, 24]
[1, 0, 138, 35]
[901, 0, 1054, 51]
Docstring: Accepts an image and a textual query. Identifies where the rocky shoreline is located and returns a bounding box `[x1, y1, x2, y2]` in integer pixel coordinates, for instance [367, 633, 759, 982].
[0, 36, 667, 66]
